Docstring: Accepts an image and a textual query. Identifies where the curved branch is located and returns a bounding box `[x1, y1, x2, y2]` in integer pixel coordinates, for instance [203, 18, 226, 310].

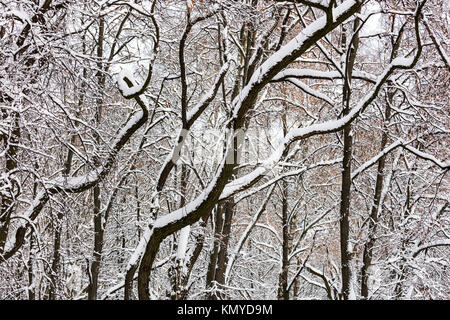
[1, 71, 150, 263]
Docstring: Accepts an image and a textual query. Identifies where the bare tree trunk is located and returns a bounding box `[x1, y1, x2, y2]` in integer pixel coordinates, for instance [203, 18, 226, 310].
[206, 135, 239, 300]
[135, 184, 141, 240]
[339, 15, 360, 299]
[360, 19, 403, 298]
[339, 106, 353, 300]
[169, 164, 189, 300]
[360, 92, 392, 298]
[27, 231, 35, 300]
[88, 14, 105, 300]
[0, 110, 19, 254]
[214, 198, 234, 299]
[48, 211, 63, 300]
[278, 178, 290, 300]
[394, 177, 412, 299]
[278, 109, 291, 300]
[88, 185, 103, 300]
[206, 205, 224, 299]
[178, 215, 210, 299]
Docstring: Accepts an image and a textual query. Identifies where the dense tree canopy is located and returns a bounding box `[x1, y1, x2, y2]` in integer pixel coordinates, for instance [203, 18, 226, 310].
[0, 0, 448, 300]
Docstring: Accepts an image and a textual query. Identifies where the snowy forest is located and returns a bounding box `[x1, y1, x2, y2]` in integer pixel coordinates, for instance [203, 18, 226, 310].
[0, 0, 449, 300]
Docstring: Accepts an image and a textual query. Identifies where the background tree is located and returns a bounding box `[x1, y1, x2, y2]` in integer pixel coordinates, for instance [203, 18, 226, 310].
[0, 0, 448, 300]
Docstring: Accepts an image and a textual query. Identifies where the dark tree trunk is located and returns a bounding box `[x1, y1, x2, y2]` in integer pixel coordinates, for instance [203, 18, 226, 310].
[360, 93, 392, 298]
[278, 178, 290, 300]
[339, 119, 353, 300]
[214, 198, 234, 299]
[27, 232, 35, 300]
[206, 205, 224, 299]
[169, 164, 189, 300]
[48, 212, 63, 300]
[394, 178, 412, 299]
[88, 185, 103, 300]
[339, 16, 360, 299]
[0, 110, 19, 255]
[360, 19, 402, 298]
[88, 15, 105, 300]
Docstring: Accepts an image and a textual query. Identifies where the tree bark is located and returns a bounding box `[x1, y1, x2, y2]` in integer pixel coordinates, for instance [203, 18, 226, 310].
[214, 198, 234, 299]
[278, 178, 290, 300]
[339, 15, 360, 300]
[206, 205, 224, 299]
[360, 90, 392, 298]
[360, 19, 403, 299]
[88, 14, 105, 300]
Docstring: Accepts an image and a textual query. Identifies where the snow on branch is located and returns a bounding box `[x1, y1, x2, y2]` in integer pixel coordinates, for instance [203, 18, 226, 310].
[272, 68, 377, 83]
[230, 0, 361, 123]
[2, 67, 151, 262]
[285, 78, 336, 107]
[403, 145, 450, 170]
[411, 240, 450, 258]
